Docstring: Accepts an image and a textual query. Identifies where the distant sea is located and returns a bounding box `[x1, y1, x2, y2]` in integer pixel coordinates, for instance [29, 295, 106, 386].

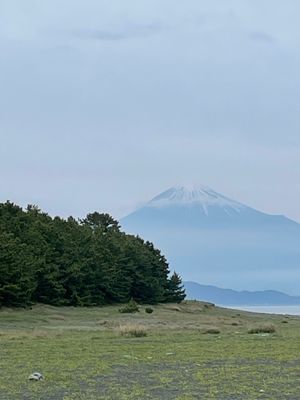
[225, 305, 300, 316]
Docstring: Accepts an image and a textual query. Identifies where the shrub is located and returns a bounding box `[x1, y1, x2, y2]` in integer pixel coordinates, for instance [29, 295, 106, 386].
[203, 327, 220, 334]
[203, 302, 215, 309]
[119, 299, 139, 314]
[248, 324, 276, 334]
[145, 307, 154, 314]
[119, 324, 147, 338]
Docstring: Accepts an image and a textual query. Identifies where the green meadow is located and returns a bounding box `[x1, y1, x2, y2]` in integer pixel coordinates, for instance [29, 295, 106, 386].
[0, 302, 299, 399]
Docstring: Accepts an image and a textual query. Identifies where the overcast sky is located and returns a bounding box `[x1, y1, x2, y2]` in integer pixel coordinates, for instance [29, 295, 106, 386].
[1, 0, 300, 221]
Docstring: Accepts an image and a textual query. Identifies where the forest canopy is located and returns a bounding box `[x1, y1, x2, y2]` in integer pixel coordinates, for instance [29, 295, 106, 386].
[0, 201, 185, 307]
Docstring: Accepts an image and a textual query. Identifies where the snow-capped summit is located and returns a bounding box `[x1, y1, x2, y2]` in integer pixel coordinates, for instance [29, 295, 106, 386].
[147, 184, 245, 215]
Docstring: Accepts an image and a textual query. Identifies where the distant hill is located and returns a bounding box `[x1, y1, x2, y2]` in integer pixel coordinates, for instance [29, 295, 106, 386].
[121, 184, 300, 294]
[184, 281, 300, 306]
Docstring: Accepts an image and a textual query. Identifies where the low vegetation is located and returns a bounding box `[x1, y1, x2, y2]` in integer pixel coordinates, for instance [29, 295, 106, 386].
[119, 299, 140, 313]
[118, 323, 148, 337]
[0, 301, 299, 399]
[202, 327, 220, 334]
[145, 307, 154, 314]
[248, 324, 276, 334]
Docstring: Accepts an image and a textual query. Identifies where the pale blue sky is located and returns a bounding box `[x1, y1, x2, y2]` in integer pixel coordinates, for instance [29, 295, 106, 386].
[1, 0, 300, 221]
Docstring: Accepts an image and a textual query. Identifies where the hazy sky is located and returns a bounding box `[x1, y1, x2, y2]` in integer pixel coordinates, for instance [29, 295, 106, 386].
[1, 0, 300, 221]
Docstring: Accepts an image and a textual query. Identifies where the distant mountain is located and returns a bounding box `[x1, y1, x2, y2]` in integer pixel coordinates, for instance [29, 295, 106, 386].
[121, 185, 300, 295]
[184, 281, 300, 306]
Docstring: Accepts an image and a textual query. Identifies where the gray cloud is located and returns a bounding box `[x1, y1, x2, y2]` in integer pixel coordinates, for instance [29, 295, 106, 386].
[248, 31, 275, 43]
[71, 22, 163, 41]
[1, 0, 300, 223]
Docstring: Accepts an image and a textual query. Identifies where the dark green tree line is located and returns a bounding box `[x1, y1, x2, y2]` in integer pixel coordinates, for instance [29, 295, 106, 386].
[0, 201, 185, 307]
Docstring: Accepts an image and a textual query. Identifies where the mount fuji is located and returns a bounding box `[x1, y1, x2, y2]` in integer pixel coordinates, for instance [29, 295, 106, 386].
[121, 185, 300, 296]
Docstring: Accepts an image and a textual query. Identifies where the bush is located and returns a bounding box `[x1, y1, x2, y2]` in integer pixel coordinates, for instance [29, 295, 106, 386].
[145, 307, 154, 314]
[203, 327, 220, 334]
[119, 299, 139, 314]
[248, 324, 276, 334]
[119, 324, 147, 338]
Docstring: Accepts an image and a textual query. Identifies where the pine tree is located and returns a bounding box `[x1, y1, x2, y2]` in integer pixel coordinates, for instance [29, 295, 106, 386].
[0, 232, 36, 307]
[166, 272, 186, 303]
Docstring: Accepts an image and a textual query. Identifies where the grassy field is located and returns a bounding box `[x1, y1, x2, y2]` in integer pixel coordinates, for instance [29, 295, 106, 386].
[0, 301, 299, 399]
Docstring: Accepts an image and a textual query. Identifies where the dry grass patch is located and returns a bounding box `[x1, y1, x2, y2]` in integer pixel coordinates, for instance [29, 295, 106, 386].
[248, 324, 276, 334]
[49, 314, 66, 321]
[118, 324, 148, 337]
[163, 305, 182, 312]
[1, 329, 54, 340]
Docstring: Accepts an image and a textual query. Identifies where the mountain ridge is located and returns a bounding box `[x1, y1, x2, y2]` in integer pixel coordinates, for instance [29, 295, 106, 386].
[184, 281, 300, 306]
